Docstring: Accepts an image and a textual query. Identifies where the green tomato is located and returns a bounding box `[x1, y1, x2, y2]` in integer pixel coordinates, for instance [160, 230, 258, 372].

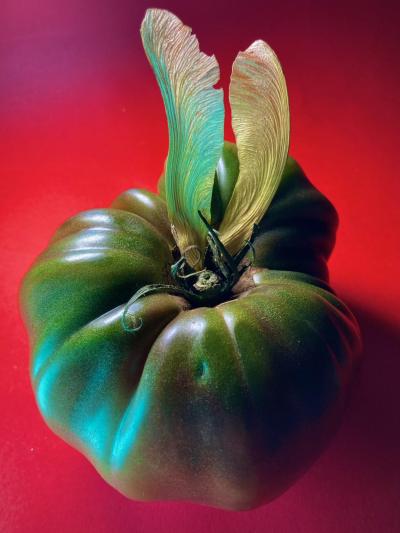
[20, 151, 361, 510]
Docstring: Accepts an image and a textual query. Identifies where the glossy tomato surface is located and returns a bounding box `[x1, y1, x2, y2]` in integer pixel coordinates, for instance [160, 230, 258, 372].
[20, 155, 361, 509]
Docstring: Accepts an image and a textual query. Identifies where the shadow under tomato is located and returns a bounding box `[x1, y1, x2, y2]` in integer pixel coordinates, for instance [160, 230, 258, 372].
[342, 301, 400, 453]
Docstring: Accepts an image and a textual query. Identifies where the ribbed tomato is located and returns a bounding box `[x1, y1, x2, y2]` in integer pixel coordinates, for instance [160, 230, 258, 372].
[20, 150, 361, 510]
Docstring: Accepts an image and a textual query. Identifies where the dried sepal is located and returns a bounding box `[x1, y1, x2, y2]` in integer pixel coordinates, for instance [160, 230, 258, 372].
[219, 40, 290, 255]
[141, 9, 224, 266]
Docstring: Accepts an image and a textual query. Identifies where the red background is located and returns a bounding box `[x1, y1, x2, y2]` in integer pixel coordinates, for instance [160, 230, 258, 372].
[1, 1, 399, 531]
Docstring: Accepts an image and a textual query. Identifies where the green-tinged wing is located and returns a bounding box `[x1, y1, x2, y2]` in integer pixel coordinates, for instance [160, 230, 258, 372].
[219, 40, 290, 255]
[141, 9, 224, 267]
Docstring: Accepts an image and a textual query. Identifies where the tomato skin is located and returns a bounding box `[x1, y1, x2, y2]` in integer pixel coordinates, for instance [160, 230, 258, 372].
[20, 152, 361, 510]
[211, 141, 239, 226]
[111, 188, 174, 246]
[106, 270, 360, 509]
[253, 157, 338, 281]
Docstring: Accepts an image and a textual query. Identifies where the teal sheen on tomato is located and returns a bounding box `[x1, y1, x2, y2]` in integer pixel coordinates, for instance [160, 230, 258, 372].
[20, 8, 362, 511]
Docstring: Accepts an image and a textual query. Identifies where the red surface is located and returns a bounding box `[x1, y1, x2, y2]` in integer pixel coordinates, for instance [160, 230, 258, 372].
[1, 1, 399, 531]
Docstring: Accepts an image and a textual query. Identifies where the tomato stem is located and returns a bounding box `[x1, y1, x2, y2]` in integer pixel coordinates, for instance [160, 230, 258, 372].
[121, 214, 259, 333]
